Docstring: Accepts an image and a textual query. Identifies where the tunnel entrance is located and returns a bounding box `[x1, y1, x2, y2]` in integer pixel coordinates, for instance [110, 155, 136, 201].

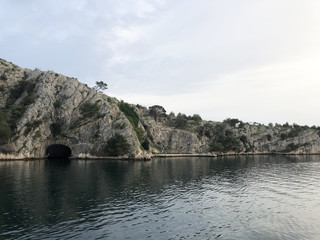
[46, 144, 72, 159]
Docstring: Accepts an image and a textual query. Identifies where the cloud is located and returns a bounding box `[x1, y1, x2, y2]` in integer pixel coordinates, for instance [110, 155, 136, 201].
[116, 54, 320, 126]
[1, 0, 320, 125]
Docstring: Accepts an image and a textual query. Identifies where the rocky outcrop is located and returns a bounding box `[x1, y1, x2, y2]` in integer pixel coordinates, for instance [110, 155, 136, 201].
[0, 59, 147, 159]
[1, 58, 320, 159]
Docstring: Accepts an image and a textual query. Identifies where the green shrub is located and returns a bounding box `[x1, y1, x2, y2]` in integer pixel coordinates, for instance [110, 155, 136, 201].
[280, 132, 288, 140]
[240, 135, 247, 143]
[7, 105, 23, 130]
[6, 80, 36, 106]
[53, 100, 62, 108]
[191, 114, 202, 122]
[0, 86, 4, 92]
[4, 80, 37, 132]
[222, 134, 241, 152]
[80, 101, 100, 118]
[209, 142, 224, 152]
[0, 74, 7, 81]
[0, 110, 7, 122]
[209, 128, 242, 153]
[175, 113, 188, 129]
[118, 101, 149, 150]
[50, 122, 62, 137]
[103, 133, 130, 156]
[118, 102, 139, 128]
[197, 123, 216, 138]
[142, 139, 150, 150]
[223, 118, 242, 127]
[0, 124, 11, 145]
[0, 110, 11, 145]
[282, 143, 300, 153]
[266, 134, 272, 141]
[287, 125, 308, 138]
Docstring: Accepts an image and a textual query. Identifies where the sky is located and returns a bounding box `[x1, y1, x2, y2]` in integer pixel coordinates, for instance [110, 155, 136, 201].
[1, 0, 320, 126]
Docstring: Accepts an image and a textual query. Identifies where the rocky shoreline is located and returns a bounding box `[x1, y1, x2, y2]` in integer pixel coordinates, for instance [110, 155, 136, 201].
[2, 152, 320, 161]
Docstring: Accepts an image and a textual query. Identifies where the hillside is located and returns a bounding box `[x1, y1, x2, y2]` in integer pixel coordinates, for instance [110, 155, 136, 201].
[1, 58, 320, 159]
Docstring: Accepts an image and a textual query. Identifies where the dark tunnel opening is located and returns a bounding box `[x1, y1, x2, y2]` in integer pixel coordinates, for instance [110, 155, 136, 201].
[46, 144, 72, 159]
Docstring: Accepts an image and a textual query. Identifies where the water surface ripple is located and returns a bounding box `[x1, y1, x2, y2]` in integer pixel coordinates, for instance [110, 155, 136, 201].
[1, 155, 320, 239]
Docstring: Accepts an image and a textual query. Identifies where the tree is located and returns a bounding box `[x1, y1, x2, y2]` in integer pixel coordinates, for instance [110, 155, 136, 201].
[175, 113, 188, 129]
[103, 133, 130, 156]
[93, 81, 108, 92]
[149, 105, 166, 121]
[191, 114, 202, 122]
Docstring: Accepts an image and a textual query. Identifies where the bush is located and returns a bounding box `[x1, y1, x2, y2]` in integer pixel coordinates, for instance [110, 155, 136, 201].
[4, 80, 37, 132]
[282, 143, 300, 153]
[191, 114, 202, 122]
[118, 101, 149, 150]
[0, 74, 7, 80]
[119, 102, 139, 128]
[80, 101, 100, 118]
[240, 135, 247, 143]
[280, 125, 306, 140]
[209, 128, 242, 153]
[6, 80, 36, 106]
[175, 113, 188, 129]
[0, 110, 11, 145]
[209, 142, 224, 152]
[50, 122, 62, 137]
[7, 105, 23, 130]
[266, 134, 272, 141]
[0, 124, 11, 145]
[103, 133, 130, 156]
[223, 118, 242, 127]
[53, 100, 62, 108]
[287, 124, 308, 138]
[141, 139, 150, 151]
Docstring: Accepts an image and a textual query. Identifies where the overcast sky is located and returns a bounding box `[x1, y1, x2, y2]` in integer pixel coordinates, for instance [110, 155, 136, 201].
[1, 0, 320, 125]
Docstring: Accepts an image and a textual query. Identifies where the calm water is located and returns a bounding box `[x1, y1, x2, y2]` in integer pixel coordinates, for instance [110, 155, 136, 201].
[1, 156, 320, 239]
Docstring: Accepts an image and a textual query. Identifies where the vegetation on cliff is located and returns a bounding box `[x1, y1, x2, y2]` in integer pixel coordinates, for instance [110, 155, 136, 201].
[118, 101, 150, 151]
[103, 133, 130, 156]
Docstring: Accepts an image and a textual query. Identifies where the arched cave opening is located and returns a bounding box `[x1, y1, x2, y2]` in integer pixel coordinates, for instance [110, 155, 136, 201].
[46, 144, 72, 159]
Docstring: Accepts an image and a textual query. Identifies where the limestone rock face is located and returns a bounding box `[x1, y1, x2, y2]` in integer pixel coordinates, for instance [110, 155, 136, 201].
[1, 58, 320, 159]
[141, 115, 207, 154]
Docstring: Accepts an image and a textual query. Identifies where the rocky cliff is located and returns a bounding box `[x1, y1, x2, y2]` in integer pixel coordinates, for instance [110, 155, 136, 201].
[1, 58, 320, 159]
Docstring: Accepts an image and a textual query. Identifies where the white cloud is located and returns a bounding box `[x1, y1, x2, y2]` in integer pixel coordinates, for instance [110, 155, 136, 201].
[2, 0, 320, 125]
[115, 55, 320, 126]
